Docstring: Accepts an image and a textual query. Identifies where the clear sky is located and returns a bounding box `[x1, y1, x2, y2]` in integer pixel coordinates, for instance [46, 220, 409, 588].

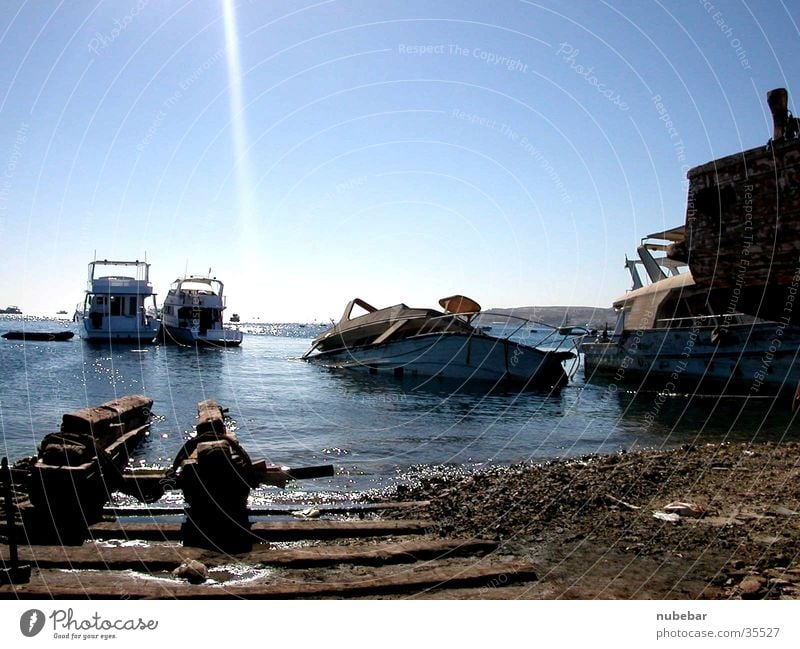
[0, 0, 798, 321]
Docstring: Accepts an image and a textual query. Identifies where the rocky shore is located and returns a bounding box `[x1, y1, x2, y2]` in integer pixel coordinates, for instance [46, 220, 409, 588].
[381, 441, 800, 599]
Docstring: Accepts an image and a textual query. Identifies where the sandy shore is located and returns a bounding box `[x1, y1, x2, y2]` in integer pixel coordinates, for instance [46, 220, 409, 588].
[380, 440, 800, 599]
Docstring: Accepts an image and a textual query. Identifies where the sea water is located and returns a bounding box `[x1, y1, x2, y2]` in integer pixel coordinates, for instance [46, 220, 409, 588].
[0, 317, 795, 504]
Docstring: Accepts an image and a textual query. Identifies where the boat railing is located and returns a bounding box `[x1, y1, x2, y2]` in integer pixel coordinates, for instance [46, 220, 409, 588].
[654, 312, 749, 328]
[431, 311, 574, 345]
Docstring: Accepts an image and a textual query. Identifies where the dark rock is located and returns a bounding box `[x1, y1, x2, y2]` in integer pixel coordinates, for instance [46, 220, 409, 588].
[739, 575, 767, 599]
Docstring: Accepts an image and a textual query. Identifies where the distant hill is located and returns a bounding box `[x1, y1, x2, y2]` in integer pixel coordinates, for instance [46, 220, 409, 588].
[476, 305, 616, 329]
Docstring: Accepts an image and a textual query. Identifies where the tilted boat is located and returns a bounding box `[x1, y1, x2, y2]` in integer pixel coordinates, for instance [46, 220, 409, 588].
[159, 275, 243, 347]
[303, 295, 573, 389]
[581, 229, 800, 396]
[79, 259, 160, 343]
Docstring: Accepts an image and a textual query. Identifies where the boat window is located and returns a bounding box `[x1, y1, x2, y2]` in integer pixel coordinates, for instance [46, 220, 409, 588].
[128, 297, 138, 316]
[656, 295, 709, 328]
[110, 296, 122, 316]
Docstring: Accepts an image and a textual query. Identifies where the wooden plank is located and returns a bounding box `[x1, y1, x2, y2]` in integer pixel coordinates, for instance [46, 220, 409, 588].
[0, 538, 497, 571]
[0, 560, 537, 599]
[103, 501, 431, 518]
[85, 519, 432, 542]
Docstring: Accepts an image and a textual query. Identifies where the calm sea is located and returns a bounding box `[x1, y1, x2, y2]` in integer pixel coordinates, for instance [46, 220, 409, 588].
[1, 316, 796, 504]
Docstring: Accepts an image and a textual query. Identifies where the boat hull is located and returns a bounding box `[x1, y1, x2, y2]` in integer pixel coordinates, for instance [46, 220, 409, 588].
[161, 324, 243, 347]
[81, 319, 159, 344]
[306, 332, 571, 389]
[581, 322, 800, 395]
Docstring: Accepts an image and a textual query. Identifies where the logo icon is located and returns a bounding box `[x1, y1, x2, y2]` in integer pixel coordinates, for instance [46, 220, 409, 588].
[20, 610, 45, 637]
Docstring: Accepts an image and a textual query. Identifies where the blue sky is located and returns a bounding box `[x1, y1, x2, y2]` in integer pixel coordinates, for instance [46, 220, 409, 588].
[0, 0, 798, 321]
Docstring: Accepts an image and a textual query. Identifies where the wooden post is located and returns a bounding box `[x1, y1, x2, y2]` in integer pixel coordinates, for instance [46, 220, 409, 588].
[1, 457, 31, 584]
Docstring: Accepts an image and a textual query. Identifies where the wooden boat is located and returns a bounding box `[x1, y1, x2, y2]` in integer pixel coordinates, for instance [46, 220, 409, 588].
[2, 331, 74, 341]
[304, 295, 573, 390]
[669, 88, 800, 323]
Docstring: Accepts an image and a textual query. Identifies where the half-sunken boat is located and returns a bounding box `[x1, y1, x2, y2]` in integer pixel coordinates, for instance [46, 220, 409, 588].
[79, 259, 160, 343]
[159, 275, 243, 347]
[668, 87, 800, 324]
[303, 295, 573, 389]
[581, 228, 800, 396]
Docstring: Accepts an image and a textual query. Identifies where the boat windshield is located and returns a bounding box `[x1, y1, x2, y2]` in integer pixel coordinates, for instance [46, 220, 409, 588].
[173, 279, 222, 294]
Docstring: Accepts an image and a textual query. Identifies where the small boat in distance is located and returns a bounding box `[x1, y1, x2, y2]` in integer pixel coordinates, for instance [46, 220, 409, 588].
[303, 295, 573, 389]
[159, 275, 243, 347]
[229, 313, 241, 323]
[0, 305, 22, 314]
[79, 260, 160, 344]
[2, 331, 74, 341]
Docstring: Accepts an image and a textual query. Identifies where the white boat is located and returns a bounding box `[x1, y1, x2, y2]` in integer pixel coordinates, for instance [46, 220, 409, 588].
[580, 228, 800, 396]
[303, 295, 573, 389]
[159, 275, 243, 347]
[79, 260, 160, 343]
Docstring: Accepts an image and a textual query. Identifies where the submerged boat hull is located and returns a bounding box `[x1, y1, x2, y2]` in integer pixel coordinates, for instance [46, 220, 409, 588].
[306, 332, 571, 389]
[581, 322, 800, 395]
